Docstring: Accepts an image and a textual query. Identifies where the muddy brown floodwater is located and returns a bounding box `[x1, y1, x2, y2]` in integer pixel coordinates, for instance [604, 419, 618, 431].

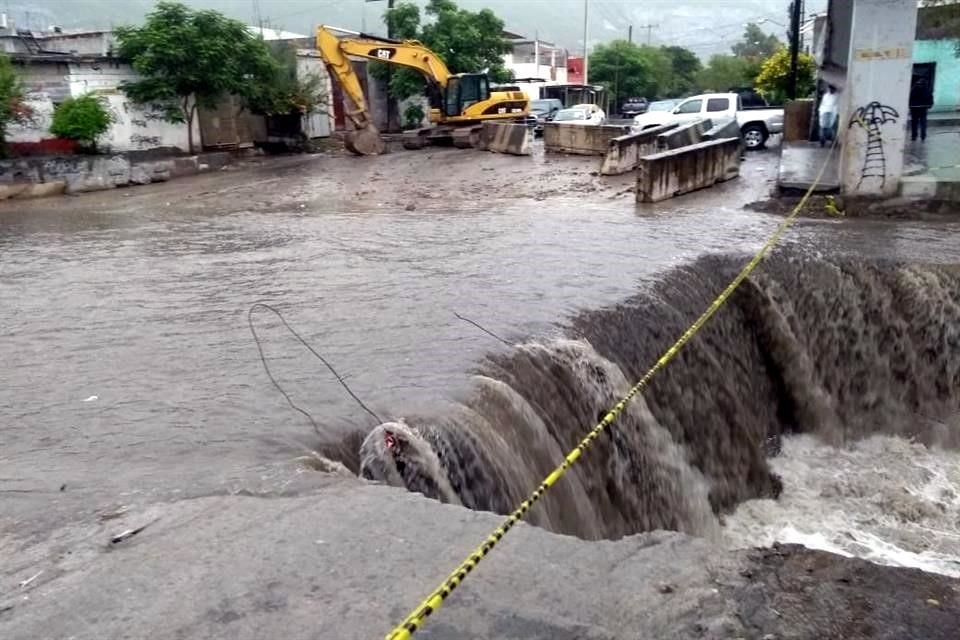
[2, 144, 960, 530]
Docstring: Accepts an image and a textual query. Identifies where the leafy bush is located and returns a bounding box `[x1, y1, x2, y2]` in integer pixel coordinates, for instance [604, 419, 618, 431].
[754, 48, 816, 104]
[50, 94, 113, 150]
[403, 103, 425, 130]
[0, 52, 30, 151]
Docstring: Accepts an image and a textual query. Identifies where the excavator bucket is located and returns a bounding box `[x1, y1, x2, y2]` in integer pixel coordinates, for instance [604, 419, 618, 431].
[345, 125, 386, 156]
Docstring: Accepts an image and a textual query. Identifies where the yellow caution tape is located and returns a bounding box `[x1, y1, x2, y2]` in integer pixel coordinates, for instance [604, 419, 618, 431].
[385, 136, 838, 640]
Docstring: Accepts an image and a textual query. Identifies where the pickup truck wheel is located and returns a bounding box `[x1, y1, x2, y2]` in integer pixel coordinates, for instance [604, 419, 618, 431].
[741, 124, 768, 150]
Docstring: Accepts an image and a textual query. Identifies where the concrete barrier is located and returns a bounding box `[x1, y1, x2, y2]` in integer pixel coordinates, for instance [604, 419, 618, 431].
[636, 137, 741, 203]
[656, 118, 712, 150]
[543, 123, 632, 155]
[702, 117, 741, 141]
[599, 124, 678, 175]
[481, 122, 532, 156]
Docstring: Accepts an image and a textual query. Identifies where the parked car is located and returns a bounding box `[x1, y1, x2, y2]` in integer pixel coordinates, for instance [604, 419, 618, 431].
[552, 103, 606, 125]
[620, 97, 649, 117]
[729, 87, 770, 109]
[630, 92, 784, 149]
[646, 98, 681, 113]
[528, 98, 564, 135]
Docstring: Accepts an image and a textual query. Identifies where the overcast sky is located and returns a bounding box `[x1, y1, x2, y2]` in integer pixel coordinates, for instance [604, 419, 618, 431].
[20, 0, 829, 59]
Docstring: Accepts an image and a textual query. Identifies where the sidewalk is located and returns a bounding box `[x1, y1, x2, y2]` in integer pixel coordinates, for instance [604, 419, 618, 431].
[776, 142, 841, 193]
[777, 125, 958, 197]
[901, 125, 960, 201]
[929, 111, 960, 127]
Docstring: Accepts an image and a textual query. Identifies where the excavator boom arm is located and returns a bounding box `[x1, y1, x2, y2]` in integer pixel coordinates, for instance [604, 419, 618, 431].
[316, 25, 452, 129]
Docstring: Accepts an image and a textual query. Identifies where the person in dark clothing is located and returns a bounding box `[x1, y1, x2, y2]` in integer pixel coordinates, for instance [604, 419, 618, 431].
[909, 78, 934, 142]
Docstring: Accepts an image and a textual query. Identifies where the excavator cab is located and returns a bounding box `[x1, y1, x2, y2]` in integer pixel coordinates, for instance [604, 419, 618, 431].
[443, 74, 491, 117]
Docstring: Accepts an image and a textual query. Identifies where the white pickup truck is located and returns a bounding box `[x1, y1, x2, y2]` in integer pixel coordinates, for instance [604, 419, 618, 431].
[631, 92, 785, 150]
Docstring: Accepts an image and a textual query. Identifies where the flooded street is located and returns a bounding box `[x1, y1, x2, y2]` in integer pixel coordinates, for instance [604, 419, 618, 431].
[3, 146, 960, 523]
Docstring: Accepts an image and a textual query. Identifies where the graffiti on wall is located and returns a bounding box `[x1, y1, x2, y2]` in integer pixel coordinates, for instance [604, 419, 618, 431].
[130, 134, 163, 148]
[847, 101, 900, 190]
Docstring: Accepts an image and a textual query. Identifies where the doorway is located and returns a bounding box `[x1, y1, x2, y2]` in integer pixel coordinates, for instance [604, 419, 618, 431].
[912, 62, 937, 98]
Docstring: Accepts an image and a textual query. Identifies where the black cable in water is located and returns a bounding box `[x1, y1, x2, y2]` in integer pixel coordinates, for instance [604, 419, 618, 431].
[248, 302, 383, 429]
[453, 311, 513, 347]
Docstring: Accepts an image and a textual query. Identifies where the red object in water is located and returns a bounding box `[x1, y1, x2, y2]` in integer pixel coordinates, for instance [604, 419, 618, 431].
[8, 138, 80, 157]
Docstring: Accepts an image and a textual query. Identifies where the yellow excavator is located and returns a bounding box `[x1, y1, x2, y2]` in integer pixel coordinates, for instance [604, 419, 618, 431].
[316, 25, 530, 155]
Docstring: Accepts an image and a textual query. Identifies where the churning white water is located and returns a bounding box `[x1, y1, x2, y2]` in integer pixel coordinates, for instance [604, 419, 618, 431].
[724, 434, 960, 578]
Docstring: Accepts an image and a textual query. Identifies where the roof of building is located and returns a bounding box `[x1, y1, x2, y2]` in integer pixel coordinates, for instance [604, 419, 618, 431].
[246, 26, 310, 41]
[916, 3, 960, 40]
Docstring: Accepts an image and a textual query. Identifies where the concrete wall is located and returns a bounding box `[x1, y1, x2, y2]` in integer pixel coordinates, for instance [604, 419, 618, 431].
[296, 52, 334, 138]
[69, 61, 197, 151]
[15, 61, 71, 101]
[7, 64, 68, 143]
[914, 39, 960, 112]
[826, 0, 854, 72]
[636, 137, 741, 203]
[543, 123, 631, 155]
[8, 60, 198, 153]
[840, 0, 918, 197]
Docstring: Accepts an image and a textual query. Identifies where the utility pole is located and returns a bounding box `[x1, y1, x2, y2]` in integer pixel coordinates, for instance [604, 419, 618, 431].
[252, 0, 263, 37]
[582, 0, 589, 85]
[788, 0, 801, 100]
[637, 23, 659, 46]
[386, 0, 397, 131]
[628, 24, 633, 43]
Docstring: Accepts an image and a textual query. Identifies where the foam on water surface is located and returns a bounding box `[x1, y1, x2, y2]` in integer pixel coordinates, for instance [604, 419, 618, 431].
[724, 435, 960, 578]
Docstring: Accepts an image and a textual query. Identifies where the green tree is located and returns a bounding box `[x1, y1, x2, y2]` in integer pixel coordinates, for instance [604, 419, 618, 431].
[0, 52, 31, 149]
[659, 46, 702, 97]
[371, 2, 425, 102]
[403, 103, 425, 130]
[244, 43, 329, 116]
[374, 0, 512, 102]
[732, 23, 783, 61]
[588, 40, 670, 107]
[754, 47, 816, 103]
[420, 0, 511, 80]
[695, 54, 753, 93]
[49, 94, 113, 150]
[115, 1, 279, 152]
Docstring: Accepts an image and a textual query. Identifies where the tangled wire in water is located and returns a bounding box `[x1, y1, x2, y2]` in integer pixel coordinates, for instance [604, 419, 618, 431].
[247, 302, 383, 431]
[248, 302, 512, 436]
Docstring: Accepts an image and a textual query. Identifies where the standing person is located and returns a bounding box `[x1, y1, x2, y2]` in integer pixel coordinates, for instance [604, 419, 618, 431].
[909, 77, 934, 142]
[818, 84, 840, 147]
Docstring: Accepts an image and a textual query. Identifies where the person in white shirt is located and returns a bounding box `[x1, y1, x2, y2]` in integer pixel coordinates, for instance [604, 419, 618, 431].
[818, 84, 840, 147]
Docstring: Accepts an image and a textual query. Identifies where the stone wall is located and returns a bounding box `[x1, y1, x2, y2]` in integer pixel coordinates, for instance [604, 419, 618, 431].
[636, 137, 741, 203]
[0, 151, 234, 200]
